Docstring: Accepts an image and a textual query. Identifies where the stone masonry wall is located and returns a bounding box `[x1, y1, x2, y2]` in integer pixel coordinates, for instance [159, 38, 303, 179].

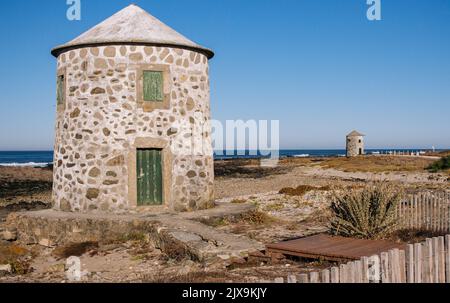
[346, 136, 365, 157]
[52, 45, 214, 213]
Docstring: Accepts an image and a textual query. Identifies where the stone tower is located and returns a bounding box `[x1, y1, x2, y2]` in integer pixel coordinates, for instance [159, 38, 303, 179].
[346, 131, 365, 157]
[51, 5, 215, 213]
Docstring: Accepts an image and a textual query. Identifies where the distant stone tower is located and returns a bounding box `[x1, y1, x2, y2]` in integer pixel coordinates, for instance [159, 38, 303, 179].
[51, 5, 215, 213]
[346, 131, 365, 157]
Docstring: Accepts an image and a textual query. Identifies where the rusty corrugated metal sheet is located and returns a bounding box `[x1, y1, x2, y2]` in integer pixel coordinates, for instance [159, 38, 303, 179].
[267, 234, 407, 262]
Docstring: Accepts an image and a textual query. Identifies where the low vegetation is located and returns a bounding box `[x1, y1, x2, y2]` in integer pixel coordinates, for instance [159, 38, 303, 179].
[199, 210, 276, 228]
[388, 229, 449, 244]
[0, 243, 33, 275]
[330, 182, 403, 240]
[52, 242, 99, 259]
[279, 185, 330, 197]
[320, 156, 434, 173]
[215, 159, 291, 179]
[427, 156, 450, 173]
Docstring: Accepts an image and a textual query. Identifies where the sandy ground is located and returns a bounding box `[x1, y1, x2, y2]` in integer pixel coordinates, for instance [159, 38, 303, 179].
[0, 155, 448, 282]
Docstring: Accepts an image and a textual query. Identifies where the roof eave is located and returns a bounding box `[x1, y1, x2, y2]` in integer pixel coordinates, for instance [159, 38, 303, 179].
[51, 42, 215, 59]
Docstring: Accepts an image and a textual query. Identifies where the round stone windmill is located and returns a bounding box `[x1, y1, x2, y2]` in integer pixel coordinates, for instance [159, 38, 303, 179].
[51, 4, 215, 213]
[346, 131, 365, 157]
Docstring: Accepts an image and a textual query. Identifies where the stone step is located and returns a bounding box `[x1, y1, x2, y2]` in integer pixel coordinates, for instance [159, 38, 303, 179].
[5, 202, 264, 262]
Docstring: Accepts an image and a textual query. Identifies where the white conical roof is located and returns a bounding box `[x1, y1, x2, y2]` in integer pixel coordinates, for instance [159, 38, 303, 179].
[51, 4, 214, 58]
[347, 130, 365, 137]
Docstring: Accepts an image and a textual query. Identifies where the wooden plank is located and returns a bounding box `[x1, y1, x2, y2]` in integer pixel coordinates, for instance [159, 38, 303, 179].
[426, 194, 430, 230]
[349, 262, 356, 283]
[309, 272, 319, 283]
[266, 234, 407, 262]
[424, 239, 433, 283]
[274, 277, 284, 283]
[287, 275, 297, 283]
[399, 250, 407, 283]
[414, 195, 419, 229]
[420, 193, 425, 229]
[298, 274, 309, 283]
[444, 200, 448, 233]
[368, 255, 381, 283]
[446, 235, 450, 283]
[330, 267, 340, 283]
[433, 237, 440, 283]
[414, 243, 422, 283]
[320, 269, 330, 283]
[339, 264, 347, 283]
[389, 249, 400, 283]
[354, 260, 363, 283]
[381, 252, 390, 283]
[406, 244, 414, 283]
[361, 256, 369, 283]
[438, 236, 446, 283]
[431, 196, 439, 231]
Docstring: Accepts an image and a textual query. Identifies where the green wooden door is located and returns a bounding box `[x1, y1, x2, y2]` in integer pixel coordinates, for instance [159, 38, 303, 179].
[137, 149, 163, 206]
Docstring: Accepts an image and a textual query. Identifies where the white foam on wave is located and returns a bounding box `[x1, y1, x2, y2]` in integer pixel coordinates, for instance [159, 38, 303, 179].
[0, 162, 51, 167]
[293, 154, 310, 158]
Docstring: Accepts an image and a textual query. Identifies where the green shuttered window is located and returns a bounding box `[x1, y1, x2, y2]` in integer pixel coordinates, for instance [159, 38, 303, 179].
[137, 149, 163, 206]
[143, 71, 163, 102]
[56, 75, 65, 105]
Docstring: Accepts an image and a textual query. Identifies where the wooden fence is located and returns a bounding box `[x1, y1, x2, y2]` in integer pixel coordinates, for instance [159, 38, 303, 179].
[273, 234, 450, 283]
[396, 192, 450, 232]
[268, 191, 450, 283]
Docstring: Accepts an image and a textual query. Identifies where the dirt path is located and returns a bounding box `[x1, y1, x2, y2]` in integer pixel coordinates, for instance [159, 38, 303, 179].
[215, 165, 448, 199]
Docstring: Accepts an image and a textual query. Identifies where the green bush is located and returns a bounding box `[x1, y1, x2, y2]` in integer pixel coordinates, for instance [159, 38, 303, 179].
[427, 156, 450, 173]
[330, 182, 403, 240]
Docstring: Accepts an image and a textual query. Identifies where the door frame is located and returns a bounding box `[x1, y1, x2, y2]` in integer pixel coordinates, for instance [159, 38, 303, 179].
[128, 137, 173, 210]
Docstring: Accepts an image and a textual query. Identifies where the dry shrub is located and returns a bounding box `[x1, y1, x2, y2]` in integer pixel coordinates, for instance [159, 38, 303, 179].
[0, 244, 33, 275]
[231, 199, 247, 204]
[240, 210, 275, 225]
[279, 185, 330, 196]
[389, 229, 448, 244]
[52, 242, 99, 259]
[146, 270, 231, 283]
[330, 182, 403, 240]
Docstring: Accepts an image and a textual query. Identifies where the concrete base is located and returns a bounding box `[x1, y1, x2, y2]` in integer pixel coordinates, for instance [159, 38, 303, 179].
[4, 203, 264, 262]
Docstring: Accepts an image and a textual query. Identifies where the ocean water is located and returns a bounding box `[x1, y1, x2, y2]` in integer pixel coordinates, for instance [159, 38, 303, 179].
[0, 149, 433, 167]
[0, 151, 54, 167]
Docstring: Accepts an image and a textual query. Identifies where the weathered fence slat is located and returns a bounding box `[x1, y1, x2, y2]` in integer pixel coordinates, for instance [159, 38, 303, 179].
[399, 249, 406, 283]
[361, 256, 369, 283]
[381, 252, 390, 283]
[414, 243, 422, 283]
[446, 235, 450, 283]
[438, 236, 445, 283]
[330, 267, 339, 283]
[298, 274, 309, 283]
[396, 192, 449, 231]
[309, 272, 319, 283]
[368, 255, 381, 283]
[432, 237, 440, 283]
[406, 244, 414, 283]
[339, 264, 347, 283]
[320, 269, 330, 283]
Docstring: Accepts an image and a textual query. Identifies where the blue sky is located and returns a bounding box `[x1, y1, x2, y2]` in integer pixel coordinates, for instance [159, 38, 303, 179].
[0, 0, 449, 150]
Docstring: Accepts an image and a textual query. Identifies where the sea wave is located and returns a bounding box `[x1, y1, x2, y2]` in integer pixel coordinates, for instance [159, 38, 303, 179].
[0, 162, 52, 167]
[293, 154, 310, 158]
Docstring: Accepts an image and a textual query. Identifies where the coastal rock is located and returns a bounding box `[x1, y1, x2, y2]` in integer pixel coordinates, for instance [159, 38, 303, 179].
[1, 229, 17, 241]
[0, 264, 12, 275]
